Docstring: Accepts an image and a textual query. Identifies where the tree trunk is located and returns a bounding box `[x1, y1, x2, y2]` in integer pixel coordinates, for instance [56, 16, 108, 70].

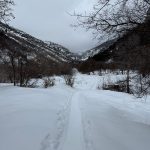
[126, 69, 130, 93]
[19, 60, 23, 87]
[11, 57, 16, 86]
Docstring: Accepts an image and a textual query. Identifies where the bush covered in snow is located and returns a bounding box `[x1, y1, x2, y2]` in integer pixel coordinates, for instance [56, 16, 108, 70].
[43, 77, 55, 88]
[63, 75, 75, 87]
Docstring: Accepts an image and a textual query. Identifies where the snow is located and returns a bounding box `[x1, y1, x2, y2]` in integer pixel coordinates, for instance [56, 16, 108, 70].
[74, 73, 126, 90]
[62, 92, 85, 150]
[0, 73, 150, 150]
[0, 85, 73, 150]
[80, 90, 150, 150]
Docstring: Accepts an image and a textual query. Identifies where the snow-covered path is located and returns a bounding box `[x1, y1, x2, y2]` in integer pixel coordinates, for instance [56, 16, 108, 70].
[80, 90, 150, 150]
[0, 84, 150, 150]
[62, 92, 85, 150]
[62, 90, 150, 150]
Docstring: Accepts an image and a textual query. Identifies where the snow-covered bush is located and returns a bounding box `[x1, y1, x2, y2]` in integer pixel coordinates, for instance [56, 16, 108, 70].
[102, 80, 127, 93]
[72, 68, 78, 76]
[43, 77, 55, 88]
[63, 75, 75, 87]
[25, 79, 38, 88]
[132, 75, 150, 98]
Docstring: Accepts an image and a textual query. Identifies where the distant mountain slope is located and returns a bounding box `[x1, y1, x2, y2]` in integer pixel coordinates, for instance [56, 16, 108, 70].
[0, 22, 76, 63]
[80, 39, 117, 61]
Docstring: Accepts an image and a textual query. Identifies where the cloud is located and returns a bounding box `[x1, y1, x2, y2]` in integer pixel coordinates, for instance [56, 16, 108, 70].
[11, 0, 98, 53]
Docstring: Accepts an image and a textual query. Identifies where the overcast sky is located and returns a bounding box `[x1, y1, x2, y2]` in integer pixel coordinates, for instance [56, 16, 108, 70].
[10, 0, 99, 53]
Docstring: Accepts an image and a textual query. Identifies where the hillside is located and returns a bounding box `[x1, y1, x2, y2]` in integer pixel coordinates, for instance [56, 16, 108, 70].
[0, 22, 80, 84]
[0, 22, 76, 64]
[81, 39, 117, 61]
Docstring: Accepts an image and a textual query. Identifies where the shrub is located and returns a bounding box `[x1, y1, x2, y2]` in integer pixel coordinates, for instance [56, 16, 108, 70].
[102, 80, 127, 93]
[25, 79, 38, 88]
[63, 75, 75, 87]
[43, 77, 55, 88]
[132, 75, 150, 98]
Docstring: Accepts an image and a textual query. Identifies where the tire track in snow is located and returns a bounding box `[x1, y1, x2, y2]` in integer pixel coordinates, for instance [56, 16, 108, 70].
[40, 134, 53, 150]
[82, 119, 95, 150]
[62, 92, 85, 150]
[80, 94, 95, 150]
[40, 91, 95, 150]
[40, 94, 73, 150]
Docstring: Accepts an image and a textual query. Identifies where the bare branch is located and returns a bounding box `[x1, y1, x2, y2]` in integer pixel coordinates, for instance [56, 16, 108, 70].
[73, 0, 150, 39]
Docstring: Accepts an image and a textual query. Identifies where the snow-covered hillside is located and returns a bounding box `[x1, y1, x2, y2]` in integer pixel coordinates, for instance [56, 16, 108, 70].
[0, 22, 76, 63]
[80, 39, 117, 61]
[0, 22, 116, 63]
[0, 73, 150, 150]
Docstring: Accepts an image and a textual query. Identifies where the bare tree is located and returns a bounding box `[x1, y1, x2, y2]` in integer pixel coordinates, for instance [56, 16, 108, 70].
[74, 0, 150, 39]
[0, 0, 15, 22]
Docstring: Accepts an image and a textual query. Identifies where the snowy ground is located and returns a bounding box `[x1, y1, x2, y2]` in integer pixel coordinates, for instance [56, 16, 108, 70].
[0, 73, 150, 150]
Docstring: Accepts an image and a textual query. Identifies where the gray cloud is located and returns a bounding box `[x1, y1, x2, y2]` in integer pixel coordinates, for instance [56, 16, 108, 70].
[10, 0, 98, 53]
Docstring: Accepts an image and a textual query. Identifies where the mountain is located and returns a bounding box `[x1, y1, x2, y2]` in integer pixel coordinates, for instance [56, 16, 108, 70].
[77, 20, 150, 74]
[80, 39, 117, 61]
[0, 22, 76, 64]
[0, 22, 117, 65]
